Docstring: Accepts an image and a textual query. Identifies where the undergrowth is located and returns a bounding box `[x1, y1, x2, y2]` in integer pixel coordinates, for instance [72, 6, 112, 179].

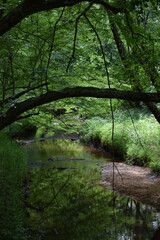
[81, 116, 160, 172]
[0, 132, 27, 239]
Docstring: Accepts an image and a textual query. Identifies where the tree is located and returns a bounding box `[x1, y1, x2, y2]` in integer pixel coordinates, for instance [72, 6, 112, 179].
[0, 0, 160, 130]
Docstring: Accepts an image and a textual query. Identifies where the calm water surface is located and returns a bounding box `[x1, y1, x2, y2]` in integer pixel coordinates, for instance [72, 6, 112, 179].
[25, 139, 160, 240]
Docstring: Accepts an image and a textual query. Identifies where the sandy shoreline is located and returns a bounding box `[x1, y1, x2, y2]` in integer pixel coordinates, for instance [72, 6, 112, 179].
[101, 162, 160, 211]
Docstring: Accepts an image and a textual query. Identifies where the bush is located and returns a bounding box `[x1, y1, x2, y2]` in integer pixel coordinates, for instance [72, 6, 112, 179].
[7, 120, 37, 138]
[81, 116, 160, 170]
[0, 132, 27, 239]
[35, 126, 46, 139]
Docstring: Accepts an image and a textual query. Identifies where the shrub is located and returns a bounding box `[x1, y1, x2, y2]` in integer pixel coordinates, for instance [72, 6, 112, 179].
[81, 116, 160, 171]
[0, 132, 27, 239]
[35, 126, 46, 139]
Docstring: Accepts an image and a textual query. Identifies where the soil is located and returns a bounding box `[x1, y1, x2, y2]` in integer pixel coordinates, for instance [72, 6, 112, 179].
[101, 162, 160, 211]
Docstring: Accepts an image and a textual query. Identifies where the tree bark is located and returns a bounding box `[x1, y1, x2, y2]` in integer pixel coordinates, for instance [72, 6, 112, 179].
[108, 15, 160, 122]
[0, 86, 160, 130]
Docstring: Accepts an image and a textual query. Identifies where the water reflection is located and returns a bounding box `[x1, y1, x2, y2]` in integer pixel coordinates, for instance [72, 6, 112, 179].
[25, 140, 160, 240]
[26, 139, 110, 163]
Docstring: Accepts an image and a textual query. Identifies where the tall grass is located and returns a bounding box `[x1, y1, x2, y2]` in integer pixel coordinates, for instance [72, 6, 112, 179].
[81, 116, 160, 171]
[0, 132, 27, 239]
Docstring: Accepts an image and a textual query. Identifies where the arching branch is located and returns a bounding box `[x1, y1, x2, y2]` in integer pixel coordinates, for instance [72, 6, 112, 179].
[0, 0, 123, 36]
[0, 86, 160, 130]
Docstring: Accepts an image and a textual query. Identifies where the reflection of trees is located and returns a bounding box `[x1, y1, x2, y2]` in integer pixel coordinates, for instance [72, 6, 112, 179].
[26, 141, 159, 239]
[120, 198, 158, 240]
[28, 160, 159, 240]
[152, 227, 160, 240]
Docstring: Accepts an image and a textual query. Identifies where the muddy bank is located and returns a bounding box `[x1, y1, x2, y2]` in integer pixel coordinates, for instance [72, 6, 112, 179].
[101, 162, 160, 211]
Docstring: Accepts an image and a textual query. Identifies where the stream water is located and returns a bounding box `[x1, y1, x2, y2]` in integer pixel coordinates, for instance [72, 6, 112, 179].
[25, 139, 160, 240]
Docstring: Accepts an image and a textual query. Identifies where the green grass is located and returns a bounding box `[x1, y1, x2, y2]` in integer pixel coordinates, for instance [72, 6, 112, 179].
[0, 132, 27, 239]
[81, 116, 160, 172]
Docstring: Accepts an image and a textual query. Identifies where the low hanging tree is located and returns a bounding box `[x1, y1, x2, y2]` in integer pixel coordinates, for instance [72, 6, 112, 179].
[0, 0, 159, 130]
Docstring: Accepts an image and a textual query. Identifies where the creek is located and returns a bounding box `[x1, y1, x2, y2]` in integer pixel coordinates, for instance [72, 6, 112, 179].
[25, 139, 160, 240]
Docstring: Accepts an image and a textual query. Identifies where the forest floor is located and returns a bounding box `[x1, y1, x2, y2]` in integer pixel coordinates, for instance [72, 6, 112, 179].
[101, 162, 160, 211]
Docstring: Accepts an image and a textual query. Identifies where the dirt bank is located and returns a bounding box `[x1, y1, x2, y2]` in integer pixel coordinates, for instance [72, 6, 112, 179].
[101, 162, 160, 211]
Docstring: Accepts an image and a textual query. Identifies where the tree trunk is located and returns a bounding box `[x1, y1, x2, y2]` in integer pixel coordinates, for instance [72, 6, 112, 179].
[108, 14, 160, 122]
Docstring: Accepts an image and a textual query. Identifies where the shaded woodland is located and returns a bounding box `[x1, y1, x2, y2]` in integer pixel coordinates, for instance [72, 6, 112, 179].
[0, 1, 160, 239]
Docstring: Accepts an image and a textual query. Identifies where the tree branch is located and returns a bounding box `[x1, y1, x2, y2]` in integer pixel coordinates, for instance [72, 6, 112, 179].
[45, 7, 65, 91]
[108, 13, 160, 123]
[16, 112, 39, 121]
[0, 0, 123, 36]
[66, 1, 93, 72]
[0, 82, 49, 106]
[0, 86, 160, 130]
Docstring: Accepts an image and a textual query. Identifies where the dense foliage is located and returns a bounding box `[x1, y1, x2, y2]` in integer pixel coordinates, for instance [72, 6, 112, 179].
[0, 1, 160, 239]
[81, 114, 160, 171]
[0, 132, 27, 239]
[0, 0, 160, 129]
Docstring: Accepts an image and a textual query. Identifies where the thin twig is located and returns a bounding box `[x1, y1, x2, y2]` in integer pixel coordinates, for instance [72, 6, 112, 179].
[16, 111, 39, 121]
[66, 2, 94, 72]
[114, 163, 124, 183]
[53, 114, 72, 129]
[84, 14, 116, 190]
[127, 103, 145, 150]
[42, 175, 70, 211]
[45, 7, 65, 91]
[0, 82, 49, 106]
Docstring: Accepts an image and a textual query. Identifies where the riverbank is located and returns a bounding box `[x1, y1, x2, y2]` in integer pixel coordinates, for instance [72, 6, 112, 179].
[16, 131, 160, 212]
[85, 137, 160, 211]
[81, 116, 160, 172]
[101, 162, 160, 211]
